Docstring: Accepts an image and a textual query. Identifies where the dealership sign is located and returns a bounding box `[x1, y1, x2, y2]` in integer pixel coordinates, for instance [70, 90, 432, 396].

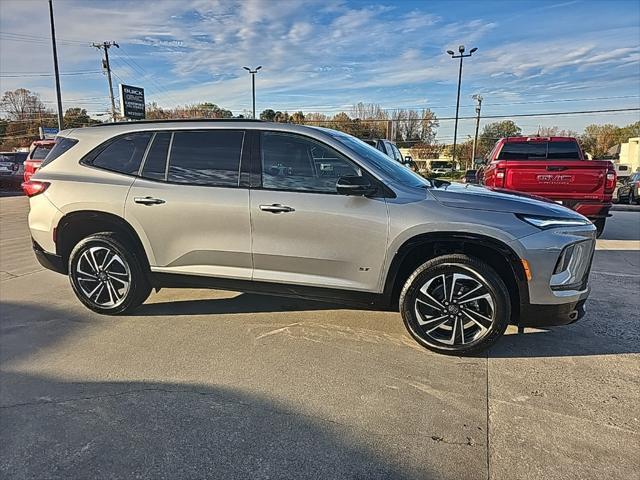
[119, 84, 145, 120]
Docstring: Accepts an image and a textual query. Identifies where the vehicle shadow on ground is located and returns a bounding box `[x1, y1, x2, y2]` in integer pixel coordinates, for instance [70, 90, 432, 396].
[1, 373, 418, 480]
[0, 300, 427, 479]
[133, 292, 348, 316]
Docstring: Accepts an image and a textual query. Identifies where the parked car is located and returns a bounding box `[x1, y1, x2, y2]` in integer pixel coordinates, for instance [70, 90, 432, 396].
[462, 169, 478, 184]
[480, 136, 616, 237]
[0, 151, 28, 188]
[23, 139, 56, 183]
[24, 120, 596, 355]
[363, 138, 417, 171]
[616, 172, 640, 204]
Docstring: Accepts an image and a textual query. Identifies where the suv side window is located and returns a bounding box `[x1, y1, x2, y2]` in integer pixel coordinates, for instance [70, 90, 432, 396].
[168, 130, 244, 187]
[141, 132, 171, 181]
[90, 133, 152, 175]
[390, 144, 403, 162]
[261, 132, 361, 193]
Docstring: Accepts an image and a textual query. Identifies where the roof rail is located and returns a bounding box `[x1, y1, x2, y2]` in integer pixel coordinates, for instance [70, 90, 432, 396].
[90, 118, 263, 127]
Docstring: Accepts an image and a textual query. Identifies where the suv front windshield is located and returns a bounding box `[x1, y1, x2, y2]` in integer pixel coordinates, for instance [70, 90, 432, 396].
[326, 130, 430, 188]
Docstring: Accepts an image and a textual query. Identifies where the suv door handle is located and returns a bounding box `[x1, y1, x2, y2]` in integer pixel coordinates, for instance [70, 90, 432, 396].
[259, 204, 295, 213]
[134, 196, 166, 205]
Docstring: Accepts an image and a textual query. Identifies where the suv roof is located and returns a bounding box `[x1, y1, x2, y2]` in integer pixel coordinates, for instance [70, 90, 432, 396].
[90, 118, 263, 128]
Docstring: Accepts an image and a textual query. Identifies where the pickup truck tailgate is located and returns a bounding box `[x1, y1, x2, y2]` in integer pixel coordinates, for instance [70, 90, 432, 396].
[505, 160, 606, 195]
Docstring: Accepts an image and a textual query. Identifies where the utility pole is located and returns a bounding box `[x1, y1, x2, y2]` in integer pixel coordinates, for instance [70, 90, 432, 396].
[471, 94, 483, 168]
[92, 41, 119, 122]
[447, 45, 478, 169]
[243, 66, 262, 119]
[48, 0, 63, 130]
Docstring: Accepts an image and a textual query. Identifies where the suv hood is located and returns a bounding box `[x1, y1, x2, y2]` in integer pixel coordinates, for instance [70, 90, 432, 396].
[429, 183, 583, 219]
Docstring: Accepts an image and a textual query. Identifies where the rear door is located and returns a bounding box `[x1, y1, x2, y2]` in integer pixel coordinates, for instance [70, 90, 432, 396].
[125, 129, 252, 279]
[250, 131, 389, 292]
[499, 140, 606, 196]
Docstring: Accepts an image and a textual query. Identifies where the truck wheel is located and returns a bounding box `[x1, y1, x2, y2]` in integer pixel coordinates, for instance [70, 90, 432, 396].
[399, 254, 510, 356]
[593, 219, 606, 238]
[68, 232, 152, 315]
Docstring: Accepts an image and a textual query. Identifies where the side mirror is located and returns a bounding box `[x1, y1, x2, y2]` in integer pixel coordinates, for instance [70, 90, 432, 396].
[404, 155, 413, 163]
[474, 157, 485, 166]
[336, 175, 376, 196]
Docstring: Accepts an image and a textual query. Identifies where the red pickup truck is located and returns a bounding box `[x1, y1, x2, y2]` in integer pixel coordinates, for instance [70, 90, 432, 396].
[480, 136, 616, 236]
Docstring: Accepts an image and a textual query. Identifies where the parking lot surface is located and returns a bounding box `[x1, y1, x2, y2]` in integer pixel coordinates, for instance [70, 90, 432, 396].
[1, 193, 639, 479]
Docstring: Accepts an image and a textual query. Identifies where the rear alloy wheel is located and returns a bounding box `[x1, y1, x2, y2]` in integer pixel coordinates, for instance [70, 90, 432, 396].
[399, 254, 510, 355]
[69, 233, 151, 314]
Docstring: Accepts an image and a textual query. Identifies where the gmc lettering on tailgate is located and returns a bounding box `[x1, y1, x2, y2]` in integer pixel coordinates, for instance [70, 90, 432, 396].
[537, 174, 574, 184]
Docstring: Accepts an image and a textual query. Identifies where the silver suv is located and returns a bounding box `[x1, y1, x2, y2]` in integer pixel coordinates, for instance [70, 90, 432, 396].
[25, 120, 596, 355]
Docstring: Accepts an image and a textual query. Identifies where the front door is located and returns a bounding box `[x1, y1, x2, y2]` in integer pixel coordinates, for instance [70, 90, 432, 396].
[250, 131, 389, 292]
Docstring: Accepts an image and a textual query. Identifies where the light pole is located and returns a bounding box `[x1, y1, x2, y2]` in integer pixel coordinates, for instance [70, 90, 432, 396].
[471, 94, 483, 166]
[447, 45, 477, 169]
[243, 66, 262, 119]
[48, 0, 63, 130]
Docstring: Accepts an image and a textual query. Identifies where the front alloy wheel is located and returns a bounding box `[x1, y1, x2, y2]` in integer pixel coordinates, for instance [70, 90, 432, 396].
[400, 254, 510, 355]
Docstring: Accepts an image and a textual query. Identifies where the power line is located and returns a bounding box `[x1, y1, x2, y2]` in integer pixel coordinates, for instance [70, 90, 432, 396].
[0, 71, 102, 78]
[302, 107, 640, 123]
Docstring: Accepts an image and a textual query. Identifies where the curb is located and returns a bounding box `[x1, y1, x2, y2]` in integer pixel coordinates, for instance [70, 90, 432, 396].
[611, 204, 640, 212]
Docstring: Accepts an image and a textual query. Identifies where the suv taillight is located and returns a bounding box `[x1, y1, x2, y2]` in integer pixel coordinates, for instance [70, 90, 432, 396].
[21, 180, 50, 197]
[604, 169, 616, 194]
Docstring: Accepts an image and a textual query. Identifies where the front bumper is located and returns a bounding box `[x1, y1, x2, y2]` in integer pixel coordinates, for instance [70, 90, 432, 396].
[519, 299, 586, 327]
[32, 239, 66, 274]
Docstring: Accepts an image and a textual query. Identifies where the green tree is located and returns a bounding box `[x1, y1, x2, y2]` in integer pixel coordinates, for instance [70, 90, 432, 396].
[63, 108, 98, 128]
[479, 120, 522, 155]
[580, 124, 619, 159]
[259, 109, 276, 121]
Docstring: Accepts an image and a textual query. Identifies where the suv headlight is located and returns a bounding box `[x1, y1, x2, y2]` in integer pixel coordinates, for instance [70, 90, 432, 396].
[519, 215, 590, 229]
[550, 240, 594, 290]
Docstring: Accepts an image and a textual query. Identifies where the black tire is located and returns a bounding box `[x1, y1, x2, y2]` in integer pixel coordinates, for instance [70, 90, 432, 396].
[593, 218, 605, 238]
[399, 254, 510, 356]
[68, 232, 151, 315]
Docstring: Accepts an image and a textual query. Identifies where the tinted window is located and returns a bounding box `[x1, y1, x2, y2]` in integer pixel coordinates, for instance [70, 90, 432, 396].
[261, 132, 361, 193]
[498, 142, 546, 160]
[32, 146, 53, 160]
[168, 130, 243, 187]
[328, 129, 430, 188]
[498, 141, 582, 160]
[391, 144, 403, 162]
[91, 133, 152, 174]
[0, 153, 27, 164]
[547, 141, 581, 159]
[40, 137, 78, 169]
[141, 132, 171, 181]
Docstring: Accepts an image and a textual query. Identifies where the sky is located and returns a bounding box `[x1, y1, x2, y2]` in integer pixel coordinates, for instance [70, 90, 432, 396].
[0, 0, 639, 141]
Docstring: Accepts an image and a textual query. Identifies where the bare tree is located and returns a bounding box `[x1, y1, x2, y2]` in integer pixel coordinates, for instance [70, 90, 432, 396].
[0, 88, 47, 121]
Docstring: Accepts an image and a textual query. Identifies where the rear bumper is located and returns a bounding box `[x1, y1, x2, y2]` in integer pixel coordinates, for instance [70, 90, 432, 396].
[32, 239, 66, 274]
[574, 202, 611, 219]
[519, 299, 586, 327]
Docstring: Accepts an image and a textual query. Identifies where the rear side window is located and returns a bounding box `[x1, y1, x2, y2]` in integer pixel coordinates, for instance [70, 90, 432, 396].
[90, 133, 152, 175]
[498, 141, 581, 160]
[168, 130, 244, 187]
[40, 137, 78, 169]
[141, 132, 171, 181]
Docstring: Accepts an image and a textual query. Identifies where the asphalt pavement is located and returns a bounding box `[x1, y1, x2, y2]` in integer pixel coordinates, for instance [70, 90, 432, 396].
[1, 193, 638, 479]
